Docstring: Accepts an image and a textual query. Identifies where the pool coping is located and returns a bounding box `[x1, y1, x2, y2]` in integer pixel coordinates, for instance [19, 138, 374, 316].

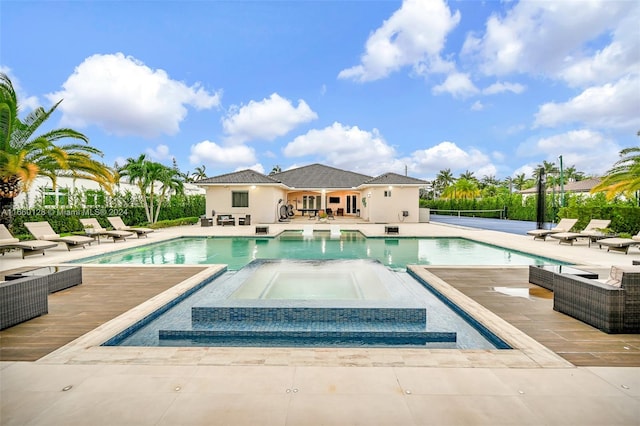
[38, 264, 572, 369]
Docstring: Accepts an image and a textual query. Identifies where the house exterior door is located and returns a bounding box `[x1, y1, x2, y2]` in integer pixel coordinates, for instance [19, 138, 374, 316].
[346, 195, 357, 214]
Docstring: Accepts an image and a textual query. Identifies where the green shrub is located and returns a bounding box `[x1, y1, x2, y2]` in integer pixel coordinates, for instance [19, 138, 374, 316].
[149, 217, 199, 229]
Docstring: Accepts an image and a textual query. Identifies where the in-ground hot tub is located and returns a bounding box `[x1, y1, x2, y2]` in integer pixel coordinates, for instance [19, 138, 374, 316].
[158, 259, 456, 346]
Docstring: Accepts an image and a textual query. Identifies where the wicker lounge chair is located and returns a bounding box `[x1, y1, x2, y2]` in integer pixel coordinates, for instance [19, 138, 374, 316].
[0, 224, 58, 258]
[107, 216, 154, 238]
[79, 218, 133, 243]
[526, 218, 578, 241]
[550, 219, 611, 245]
[597, 232, 640, 254]
[552, 265, 640, 333]
[24, 221, 94, 251]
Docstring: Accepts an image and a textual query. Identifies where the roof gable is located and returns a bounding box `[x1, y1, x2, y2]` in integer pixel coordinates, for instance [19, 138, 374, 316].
[197, 169, 280, 185]
[364, 172, 428, 186]
[272, 164, 372, 188]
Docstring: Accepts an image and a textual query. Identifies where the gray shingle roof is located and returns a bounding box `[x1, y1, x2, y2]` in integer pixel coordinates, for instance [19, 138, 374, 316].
[197, 164, 427, 189]
[364, 172, 428, 186]
[272, 164, 372, 188]
[197, 169, 280, 185]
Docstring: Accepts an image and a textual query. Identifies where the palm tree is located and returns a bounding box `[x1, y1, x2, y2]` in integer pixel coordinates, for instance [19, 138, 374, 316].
[153, 165, 185, 223]
[191, 165, 207, 181]
[441, 178, 480, 200]
[533, 160, 558, 180]
[433, 168, 455, 197]
[118, 154, 153, 222]
[269, 165, 282, 175]
[459, 170, 477, 182]
[591, 146, 640, 200]
[513, 173, 528, 191]
[0, 73, 115, 225]
[118, 155, 186, 223]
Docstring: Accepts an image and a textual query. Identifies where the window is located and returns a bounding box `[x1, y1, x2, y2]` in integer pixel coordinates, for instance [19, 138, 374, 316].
[232, 191, 249, 207]
[43, 187, 69, 207]
[384, 190, 392, 197]
[328, 196, 340, 204]
[85, 190, 105, 206]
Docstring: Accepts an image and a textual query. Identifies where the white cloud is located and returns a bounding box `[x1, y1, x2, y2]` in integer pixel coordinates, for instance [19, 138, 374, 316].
[145, 144, 171, 161]
[470, 101, 484, 111]
[432, 72, 479, 98]
[517, 129, 621, 175]
[47, 53, 221, 138]
[222, 93, 317, 144]
[534, 75, 640, 130]
[512, 164, 536, 179]
[189, 140, 256, 167]
[338, 0, 460, 82]
[283, 122, 400, 175]
[1, 66, 39, 112]
[410, 141, 493, 177]
[483, 81, 525, 95]
[462, 0, 637, 83]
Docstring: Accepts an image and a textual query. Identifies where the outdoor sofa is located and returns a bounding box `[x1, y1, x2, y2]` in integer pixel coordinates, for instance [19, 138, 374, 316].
[552, 265, 640, 333]
[0, 274, 48, 330]
[216, 214, 235, 226]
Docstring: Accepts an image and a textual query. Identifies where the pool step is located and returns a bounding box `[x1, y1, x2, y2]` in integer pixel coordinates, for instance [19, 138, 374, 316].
[192, 306, 427, 326]
[158, 327, 456, 346]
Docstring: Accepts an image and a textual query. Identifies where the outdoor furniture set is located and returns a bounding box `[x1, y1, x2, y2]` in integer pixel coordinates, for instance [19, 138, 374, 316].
[529, 264, 640, 334]
[1, 266, 82, 330]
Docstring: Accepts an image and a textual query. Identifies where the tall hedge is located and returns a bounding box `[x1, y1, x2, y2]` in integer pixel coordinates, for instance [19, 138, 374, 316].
[9, 194, 205, 237]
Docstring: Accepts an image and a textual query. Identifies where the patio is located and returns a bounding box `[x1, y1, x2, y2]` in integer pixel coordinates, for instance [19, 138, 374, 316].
[1, 221, 638, 425]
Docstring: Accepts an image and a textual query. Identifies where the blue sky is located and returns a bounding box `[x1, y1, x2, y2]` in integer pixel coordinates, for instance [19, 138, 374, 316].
[2, 0, 639, 182]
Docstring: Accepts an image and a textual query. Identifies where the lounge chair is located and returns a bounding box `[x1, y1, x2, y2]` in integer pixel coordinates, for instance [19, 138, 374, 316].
[24, 221, 95, 251]
[526, 218, 578, 241]
[0, 224, 58, 258]
[325, 208, 335, 220]
[597, 231, 640, 254]
[79, 218, 133, 243]
[107, 216, 154, 238]
[550, 219, 612, 245]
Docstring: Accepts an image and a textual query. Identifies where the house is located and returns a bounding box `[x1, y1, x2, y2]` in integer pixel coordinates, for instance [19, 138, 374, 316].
[518, 177, 602, 198]
[196, 164, 428, 224]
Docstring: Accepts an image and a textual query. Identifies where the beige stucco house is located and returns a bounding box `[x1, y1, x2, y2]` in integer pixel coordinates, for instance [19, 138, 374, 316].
[196, 164, 428, 224]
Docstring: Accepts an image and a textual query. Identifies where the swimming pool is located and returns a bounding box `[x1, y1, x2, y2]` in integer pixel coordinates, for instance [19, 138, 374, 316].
[75, 231, 564, 270]
[104, 259, 505, 349]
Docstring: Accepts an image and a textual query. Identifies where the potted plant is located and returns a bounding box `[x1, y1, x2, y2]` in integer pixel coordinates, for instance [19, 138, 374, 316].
[318, 211, 328, 222]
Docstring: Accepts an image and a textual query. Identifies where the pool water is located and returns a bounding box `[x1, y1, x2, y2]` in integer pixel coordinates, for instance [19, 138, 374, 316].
[105, 260, 503, 349]
[76, 231, 563, 270]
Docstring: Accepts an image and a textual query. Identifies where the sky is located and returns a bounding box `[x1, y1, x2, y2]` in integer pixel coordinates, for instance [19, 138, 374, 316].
[1, 0, 639, 183]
